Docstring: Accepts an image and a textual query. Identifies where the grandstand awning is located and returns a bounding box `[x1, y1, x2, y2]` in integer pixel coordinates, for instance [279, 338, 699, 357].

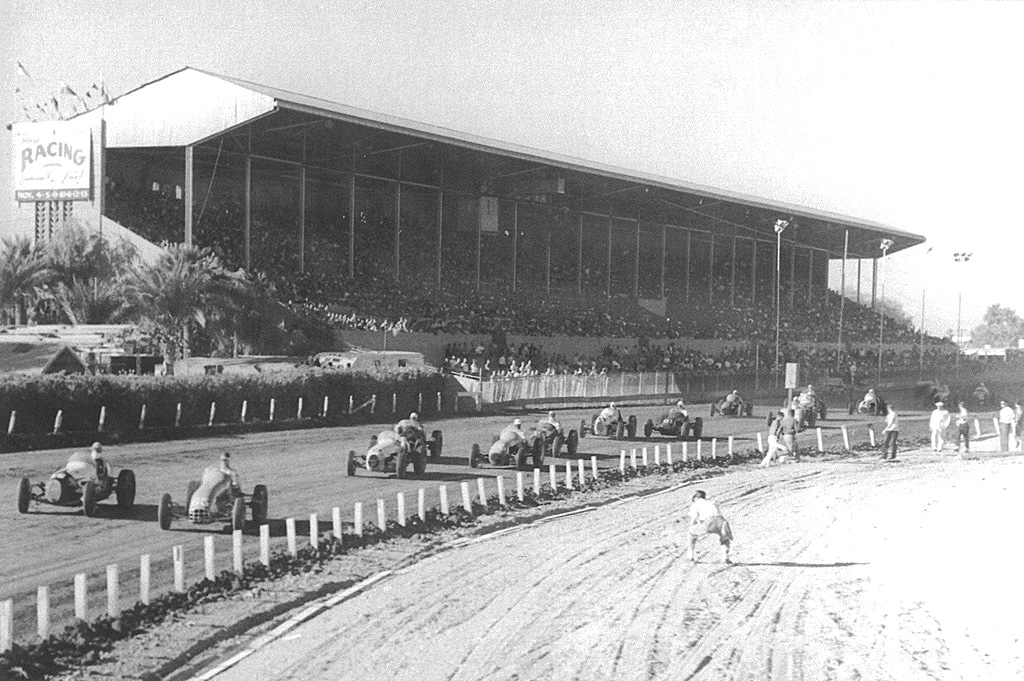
[90, 66, 924, 258]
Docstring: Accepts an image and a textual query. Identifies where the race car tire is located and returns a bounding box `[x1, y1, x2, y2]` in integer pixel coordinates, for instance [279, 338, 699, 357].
[158, 493, 173, 530]
[533, 437, 545, 469]
[413, 451, 427, 475]
[820, 405, 828, 420]
[369, 434, 378, 448]
[469, 443, 480, 468]
[17, 477, 30, 514]
[552, 434, 563, 459]
[82, 481, 98, 517]
[745, 402, 754, 417]
[644, 419, 654, 439]
[430, 430, 443, 457]
[710, 403, 717, 417]
[515, 450, 528, 471]
[347, 451, 357, 476]
[566, 430, 579, 458]
[186, 480, 200, 507]
[396, 450, 409, 479]
[627, 415, 637, 439]
[116, 469, 136, 513]
[691, 417, 704, 439]
[252, 484, 268, 524]
[579, 419, 587, 438]
[231, 497, 246, 532]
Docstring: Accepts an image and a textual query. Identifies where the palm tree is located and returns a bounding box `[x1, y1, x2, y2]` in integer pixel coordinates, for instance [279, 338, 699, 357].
[0, 236, 52, 326]
[33, 277, 130, 325]
[121, 244, 251, 375]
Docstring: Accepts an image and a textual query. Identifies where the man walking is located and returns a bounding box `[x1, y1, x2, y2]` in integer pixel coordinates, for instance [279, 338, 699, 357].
[998, 400, 1015, 452]
[779, 408, 799, 461]
[687, 490, 733, 564]
[760, 410, 786, 467]
[954, 401, 970, 455]
[881, 403, 899, 461]
[929, 402, 950, 452]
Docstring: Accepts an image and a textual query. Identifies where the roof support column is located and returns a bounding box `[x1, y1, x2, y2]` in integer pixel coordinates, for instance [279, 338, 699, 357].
[788, 243, 796, 309]
[475, 197, 481, 291]
[348, 173, 355, 279]
[730, 236, 737, 308]
[393, 180, 401, 284]
[857, 258, 862, 305]
[806, 247, 813, 307]
[298, 167, 306, 274]
[184, 145, 194, 247]
[512, 202, 518, 292]
[659, 224, 666, 298]
[838, 229, 849, 370]
[605, 211, 611, 297]
[871, 257, 877, 308]
[244, 129, 251, 270]
[545, 210, 551, 294]
[633, 218, 640, 299]
[684, 228, 691, 303]
[708, 233, 715, 304]
[436, 187, 443, 287]
[577, 212, 583, 295]
[750, 239, 757, 305]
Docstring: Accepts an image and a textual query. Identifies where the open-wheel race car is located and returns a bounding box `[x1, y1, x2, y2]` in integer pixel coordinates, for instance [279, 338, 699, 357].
[643, 410, 703, 440]
[580, 406, 636, 439]
[17, 448, 135, 517]
[710, 393, 754, 417]
[158, 466, 267, 532]
[793, 394, 827, 429]
[347, 428, 442, 478]
[850, 390, 887, 416]
[470, 419, 578, 469]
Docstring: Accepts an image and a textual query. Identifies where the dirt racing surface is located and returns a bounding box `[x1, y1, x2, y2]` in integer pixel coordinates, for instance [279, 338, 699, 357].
[197, 452, 1021, 681]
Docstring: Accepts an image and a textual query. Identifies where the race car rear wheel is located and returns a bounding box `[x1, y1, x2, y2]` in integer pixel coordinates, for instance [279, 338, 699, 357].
[566, 430, 579, 458]
[515, 449, 528, 471]
[252, 484, 268, 524]
[691, 417, 704, 440]
[644, 419, 654, 439]
[627, 415, 637, 439]
[231, 497, 246, 532]
[533, 437, 545, 469]
[469, 443, 480, 468]
[82, 481, 98, 517]
[413, 451, 427, 475]
[579, 419, 587, 438]
[430, 430, 443, 457]
[158, 493, 173, 530]
[17, 477, 30, 514]
[552, 435, 563, 458]
[395, 450, 409, 479]
[186, 480, 200, 507]
[820, 404, 828, 420]
[116, 469, 136, 513]
[347, 451, 357, 476]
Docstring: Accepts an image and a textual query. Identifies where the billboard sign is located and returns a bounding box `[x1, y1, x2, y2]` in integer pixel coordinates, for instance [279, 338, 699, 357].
[12, 122, 91, 201]
[785, 362, 800, 389]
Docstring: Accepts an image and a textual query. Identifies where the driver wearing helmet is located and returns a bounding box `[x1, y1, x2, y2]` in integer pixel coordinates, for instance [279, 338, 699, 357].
[862, 388, 877, 407]
[219, 452, 242, 498]
[395, 412, 425, 438]
[668, 400, 689, 423]
[491, 418, 527, 456]
[539, 410, 562, 434]
[598, 402, 619, 424]
[89, 442, 109, 483]
[725, 390, 740, 405]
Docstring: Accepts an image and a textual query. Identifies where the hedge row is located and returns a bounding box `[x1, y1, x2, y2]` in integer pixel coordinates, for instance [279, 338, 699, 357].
[0, 447, 766, 681]
[0, 369, 445, 439]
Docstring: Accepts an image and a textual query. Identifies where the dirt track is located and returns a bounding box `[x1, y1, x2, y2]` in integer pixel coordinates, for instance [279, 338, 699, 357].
[202, 453, 1023, 681]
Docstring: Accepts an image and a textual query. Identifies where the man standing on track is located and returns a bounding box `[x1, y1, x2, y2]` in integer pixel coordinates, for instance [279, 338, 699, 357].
[687, 490, 733, 563]
[954, 401, 971, 455]
[760, 409, 786, 466]
[881, 404, 899, 461]
[929, 402, 950, 452]
[779, 408, 799, 461]
[998, 400, 1015, 452]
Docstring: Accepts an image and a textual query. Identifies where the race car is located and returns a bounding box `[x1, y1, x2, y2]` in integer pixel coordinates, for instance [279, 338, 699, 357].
[793, 393, 827, 429]
[347, 428, 443, 478]
[710, 392, 754, 417]
[17, 448, 136, 517]
[643, 410, 703, 440]
[470, 419, 579, 469]
[579, 405, 636, 439]
[536, 418, 580, 459]
[157, 465, 267, 532]
[850, 390, 887, 416]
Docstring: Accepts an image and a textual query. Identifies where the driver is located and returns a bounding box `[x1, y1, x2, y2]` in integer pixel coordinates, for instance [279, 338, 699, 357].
[491, 418, 527, 455]
[668, 400, 689, 423]
[394, 412, 425, 443]
[89, 442, 109, 483]
[598, 402, 619, 424]
[721, 390, 742, 414]
[539, 410, 562, 434]
[798, 386, 815, 408]
[862, 388, 877, 407]
[219, 452, 242, 498]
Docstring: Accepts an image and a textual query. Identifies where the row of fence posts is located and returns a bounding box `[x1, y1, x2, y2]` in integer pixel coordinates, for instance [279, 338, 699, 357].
[0, 415, 1004, 650]
[5, 392, 451, 436]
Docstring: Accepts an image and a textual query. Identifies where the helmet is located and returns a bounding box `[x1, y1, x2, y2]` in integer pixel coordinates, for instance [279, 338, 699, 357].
[732, 390, 739, 395]
[513, 418, 523, 427]
[548, 411, 556, 419]
[609, 402, 616, 409]
[409, 412, 419, 422]
[90, 442, 103, 453]
[220, 452, 231, 462]
[676, 400, 685, 408]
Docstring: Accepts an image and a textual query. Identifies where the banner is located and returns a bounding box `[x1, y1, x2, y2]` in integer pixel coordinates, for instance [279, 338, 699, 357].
[12, 122, 91, 201]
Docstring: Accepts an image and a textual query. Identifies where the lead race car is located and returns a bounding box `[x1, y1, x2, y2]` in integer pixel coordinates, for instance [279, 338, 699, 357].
[792, 386, 827, 429]
[348, 415, 443, 478]
[580, 403, 637, 439]
[158, 454, 267, 532]
[644, 402, 704, 440]
[17, 443, 136, 517]
[710, 391, 754, 417]
[470, 416, 578, 469]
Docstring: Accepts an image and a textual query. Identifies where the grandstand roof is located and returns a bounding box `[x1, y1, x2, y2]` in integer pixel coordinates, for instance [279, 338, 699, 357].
[97, 67, 924, 258]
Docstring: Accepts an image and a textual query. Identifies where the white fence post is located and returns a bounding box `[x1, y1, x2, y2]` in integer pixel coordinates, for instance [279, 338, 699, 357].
[642, 447, 649, 466]
[106, 564, 119, 617]
[269, 398, 276, 421]
[439, 486, 449, 515]
[260, 524, 270, 565]
[497, 476, 507, 506]
[993, 417, 1000, 435]
[0, 599, 11, 653]
[98, 405, 107, 432]
[461, 482, 473, 513]
[683, 441, 689, 462]
[418, 488, 426, 521]
[756, 432, 764, 453]
[842, 426, 851, 450]
[654, 445, 661, 465]
[323, 395, 329, 418]
[173, 545, 185, 592]
[392, 393, 397, 414]
[371, 395, 377, 414]
[37, 585, 49, 640]
[349, 395, 354, 415]
[354, 502, 364, 536]
[333, 506, 343, 539]
[696, 440, 702, 461]
[297, 397, 304, 420]
[233, 529, 244, 572]
[548, 463, 558, 491]
[396, 494, 406, 527]
[516, 472, 525, 501]
[728, 436, 734, 456]
[6, 410, 15, 436]
[140, 554, 151, 605]
[591, 455, 599, 478]
[565, 461, 574, 489]
[666, 444, 674, 464]
[816, 428, 824, 453]
[138, 403, 147, 430]
[240, 399, 248, 423]
[436, 392, 442, 411]
[377, 499, 387, 529]
[175, 402, 182, 428]
[630, 448, 638, 470]
[208, 402, 216, 427]
[868, 426, 876, 447]
[309, 513, 319, 548]
[974, 418, 981, 437]
[711, 439, 717, 458]
[74, 573, 88, 619]
[476, 477, 487, 505]
[533, 468, 541, 495]
[578, 458, 586, 483]
[418, 392, 423, 413]
[204, 535, 216, 580]
[286, 517, 297, 556]
[52, 409, 63, 434]
[620, 450, 626, 473]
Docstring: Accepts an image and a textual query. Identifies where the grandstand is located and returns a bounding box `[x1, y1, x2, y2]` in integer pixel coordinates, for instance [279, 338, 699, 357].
[10, 67, 936, 372]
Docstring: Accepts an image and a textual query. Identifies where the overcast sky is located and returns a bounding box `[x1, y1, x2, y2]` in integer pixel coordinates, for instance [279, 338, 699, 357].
[3, 0, 1023, 337]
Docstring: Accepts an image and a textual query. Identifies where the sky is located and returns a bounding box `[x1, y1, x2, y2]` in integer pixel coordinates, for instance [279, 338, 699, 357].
[2, 0, 1023, 339]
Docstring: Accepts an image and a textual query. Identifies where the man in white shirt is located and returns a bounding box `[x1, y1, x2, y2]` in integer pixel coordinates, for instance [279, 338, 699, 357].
[687, 490, 733, 563]
[998, 400, 1015, 452]
[881, 404, 899, 461]
[954, 401, 971, 455]
[929, 402, 951, 452]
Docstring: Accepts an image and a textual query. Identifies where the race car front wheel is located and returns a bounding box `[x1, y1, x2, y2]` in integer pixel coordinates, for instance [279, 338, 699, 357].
[231, 497, 246, 532]
[17, 477, 30, 514]
[158, 493, 173, 530]
[82, 481, 98, 518]
[116, 469, 136, 514]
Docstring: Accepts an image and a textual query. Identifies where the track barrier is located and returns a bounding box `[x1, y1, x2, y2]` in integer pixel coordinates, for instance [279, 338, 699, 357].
[548, 463, 557, 491]
[396, 495, 406, 527]
[234, 530, 244, 573]
[461, 482, 472, 513]
[260, 525, 271, 565]
[439, 486, 449, 515]
[309, 514, 319, 548]
[517, 472, 525, 501]
[106, 564, 119, 617]
[354, 502, 365, 536]
[476, 478, 487, 505]
[376, 499, 387, 529]
[204, 536, 216, 580]
[36, 586, 48, 640]
[286, 518, 297, 556]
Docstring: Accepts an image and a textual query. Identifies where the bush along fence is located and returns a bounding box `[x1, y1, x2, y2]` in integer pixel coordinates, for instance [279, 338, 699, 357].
[0, 421, 914, 680]
[0, 369, 450, 452]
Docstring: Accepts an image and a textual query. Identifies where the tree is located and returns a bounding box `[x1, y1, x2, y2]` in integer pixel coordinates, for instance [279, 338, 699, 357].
[0, 236, 52, 326]
[121, 244, 251, 375]
[33, 277, 131, 325]
[971, 304, 1024, 347]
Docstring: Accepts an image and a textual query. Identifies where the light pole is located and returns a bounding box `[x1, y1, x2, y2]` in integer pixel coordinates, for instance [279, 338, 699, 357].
[774, 219, 789, 385]
[877, 238, 894, 384]
[953, 252, 972, 378]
